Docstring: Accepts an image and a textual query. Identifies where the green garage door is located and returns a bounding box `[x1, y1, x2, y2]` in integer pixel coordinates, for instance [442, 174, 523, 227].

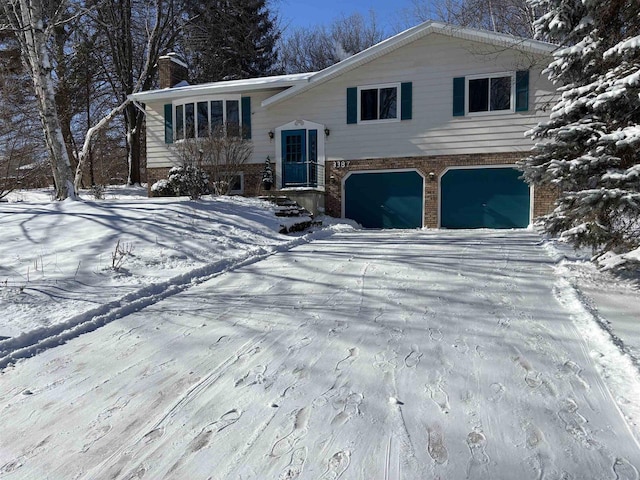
[441, 167, 530, 229]
[344, 171, 423, 229]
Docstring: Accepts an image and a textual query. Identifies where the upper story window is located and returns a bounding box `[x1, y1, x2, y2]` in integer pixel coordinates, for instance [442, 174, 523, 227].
[174, 97, 241, 141]
[358, 83, 399, 122]
[466, 73, 515, 114]
[346, 83, 412, 125]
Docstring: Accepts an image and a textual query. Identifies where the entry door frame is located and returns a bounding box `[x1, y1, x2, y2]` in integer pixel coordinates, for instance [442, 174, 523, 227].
[437, 164, 535, 228]
[341, 168, 426, 227]
[275, 120, 326, 190]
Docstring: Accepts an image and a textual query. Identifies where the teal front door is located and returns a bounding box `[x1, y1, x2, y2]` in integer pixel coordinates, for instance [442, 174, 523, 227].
[282, 130, 306, 186]
[344, 171, 423, 229]
[440, 167, 530, 229]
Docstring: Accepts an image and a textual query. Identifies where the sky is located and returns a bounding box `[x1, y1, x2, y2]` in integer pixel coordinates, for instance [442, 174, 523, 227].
[277, 0, 418, 33]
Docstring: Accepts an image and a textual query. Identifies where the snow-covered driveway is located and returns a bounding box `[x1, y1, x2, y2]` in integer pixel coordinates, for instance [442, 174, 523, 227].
[1, 230, 639, 479]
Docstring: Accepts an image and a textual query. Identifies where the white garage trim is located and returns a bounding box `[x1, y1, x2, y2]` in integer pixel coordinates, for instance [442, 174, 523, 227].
[437, 164, 534, 228]
[341, 168, 426, 227]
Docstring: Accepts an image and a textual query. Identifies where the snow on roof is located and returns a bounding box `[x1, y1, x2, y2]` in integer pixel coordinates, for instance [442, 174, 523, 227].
[130, 21, 557, 106]
[129, 72, 315, 102]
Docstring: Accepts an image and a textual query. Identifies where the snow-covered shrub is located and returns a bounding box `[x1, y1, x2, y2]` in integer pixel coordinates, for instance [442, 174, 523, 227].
[90, 184, 105, 200]
[167, 165, 210, 200]
[150, 178, 174, 197]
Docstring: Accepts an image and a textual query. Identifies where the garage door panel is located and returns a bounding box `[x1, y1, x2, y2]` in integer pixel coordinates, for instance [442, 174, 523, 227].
[441, 168, 530, 229]
[345, 172, 423, 229]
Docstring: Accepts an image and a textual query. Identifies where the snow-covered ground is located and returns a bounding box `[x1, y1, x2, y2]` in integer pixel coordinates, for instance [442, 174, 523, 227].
[1, 188, 639, 479]
[0, 186, 314, 341]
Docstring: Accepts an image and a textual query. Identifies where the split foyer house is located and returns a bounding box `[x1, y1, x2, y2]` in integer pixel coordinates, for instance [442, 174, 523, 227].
[129, 21, 559, 229]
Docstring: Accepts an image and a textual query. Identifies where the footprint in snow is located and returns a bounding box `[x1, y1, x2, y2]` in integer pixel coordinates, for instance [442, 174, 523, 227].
[523, 422, 545, 449]
[279, 447, 307, 480]
[557, 399, 589, 444]
[331, 392, 363, 427]
[612, 457, 639, 480]
[427, 423, 448, 465]
[513, 353, 543, 389]
[488, 383, 505, 403]
[287, 336, 314, 354]
[270, 408, 310, 458]
[80, 424, 112, 453]
[429, 328, 442, 342]
[374, 350, 398, 373]
[466, 429, 490, 468]
[211, 408, 242, 432]
[0, 459, 23, 474]
[319, 450, 351, 480]
[558, 360, 590, 391]
[426, 381, 450, 415]
[404, 345, 422, 368]
[234, 364, 267, 388]
[335, 347, 359, 372]
[141, 427, 164, 444]
[452, 336, 469, 354]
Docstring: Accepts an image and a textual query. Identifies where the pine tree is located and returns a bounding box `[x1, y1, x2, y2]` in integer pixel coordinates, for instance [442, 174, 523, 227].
[182, 0, 280, 83]
[519, 0, 640, 255]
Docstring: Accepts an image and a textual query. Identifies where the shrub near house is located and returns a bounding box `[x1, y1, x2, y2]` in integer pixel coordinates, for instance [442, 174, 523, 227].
[131, 21, 558, 229]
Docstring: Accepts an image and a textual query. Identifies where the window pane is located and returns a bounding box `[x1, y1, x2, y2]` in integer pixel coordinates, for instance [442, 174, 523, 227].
[175, 105, 184, 140]
[210, 100, 224, 133]
[490, 76, 511, 111]
[226, 100, 240, 136]
[468, 78, 489, 112]
[285, 134, 303, 162]
[360, 89, 378, 121]
[197, 101, 208, 137]
[308, 130, 317, 163]
[230, 175, 242, 192]
[379, 87, 397, 119]
[185, 103, 195, 139]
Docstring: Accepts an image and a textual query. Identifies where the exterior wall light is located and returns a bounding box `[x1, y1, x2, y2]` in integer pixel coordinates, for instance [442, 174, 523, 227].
[324, 128, 330, 137]
[429, 172, 436, 181]
[268, 131, 274, 140]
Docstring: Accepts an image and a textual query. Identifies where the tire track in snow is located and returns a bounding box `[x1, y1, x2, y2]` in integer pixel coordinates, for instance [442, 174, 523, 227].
[0, 229, 338, 369]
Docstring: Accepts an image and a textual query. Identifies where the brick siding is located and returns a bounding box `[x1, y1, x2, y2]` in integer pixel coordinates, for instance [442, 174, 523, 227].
[325, 153, 557, 228]
[149, 153, 558, 228]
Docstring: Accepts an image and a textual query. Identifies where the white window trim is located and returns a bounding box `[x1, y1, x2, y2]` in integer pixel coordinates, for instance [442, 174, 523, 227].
[357, 83, 401, 124]
[173, 94, 242, 141]
[465, 72, 516, 117]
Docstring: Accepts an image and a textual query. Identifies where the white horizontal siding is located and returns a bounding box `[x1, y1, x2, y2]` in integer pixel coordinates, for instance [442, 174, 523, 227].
[145, 32, 557, 170]
[265, 33, 556, 160]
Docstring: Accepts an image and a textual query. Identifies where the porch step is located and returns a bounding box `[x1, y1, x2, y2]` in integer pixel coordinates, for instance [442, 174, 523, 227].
[258, 195, 313, 218]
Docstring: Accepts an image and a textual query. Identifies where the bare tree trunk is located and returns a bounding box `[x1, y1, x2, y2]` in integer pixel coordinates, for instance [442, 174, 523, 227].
[125, 102, 142, 185]
[74, 99, 130, 191]
[5, 0, 76, 200]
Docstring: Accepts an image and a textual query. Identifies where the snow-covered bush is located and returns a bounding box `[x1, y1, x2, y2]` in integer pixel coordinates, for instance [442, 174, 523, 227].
[167, 165, 210, 200]
[150, 178, 174, 197]
[262, 157, 273, 188]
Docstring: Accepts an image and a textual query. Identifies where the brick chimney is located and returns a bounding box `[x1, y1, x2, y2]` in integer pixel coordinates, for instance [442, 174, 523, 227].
[158, 53, 189, 88]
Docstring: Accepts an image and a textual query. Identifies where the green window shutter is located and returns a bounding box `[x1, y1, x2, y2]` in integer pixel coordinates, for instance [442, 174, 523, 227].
[241, 96, 251, 139]
[400, 82, 412, 120]
[515, 70, 529, 112]
[453, 77, 465, 117]
[346, 87, 357, 124]
[164, 104, 173, 144]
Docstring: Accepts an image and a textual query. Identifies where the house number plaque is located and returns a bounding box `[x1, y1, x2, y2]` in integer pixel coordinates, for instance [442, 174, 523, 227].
[334, 160, 350, 168]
